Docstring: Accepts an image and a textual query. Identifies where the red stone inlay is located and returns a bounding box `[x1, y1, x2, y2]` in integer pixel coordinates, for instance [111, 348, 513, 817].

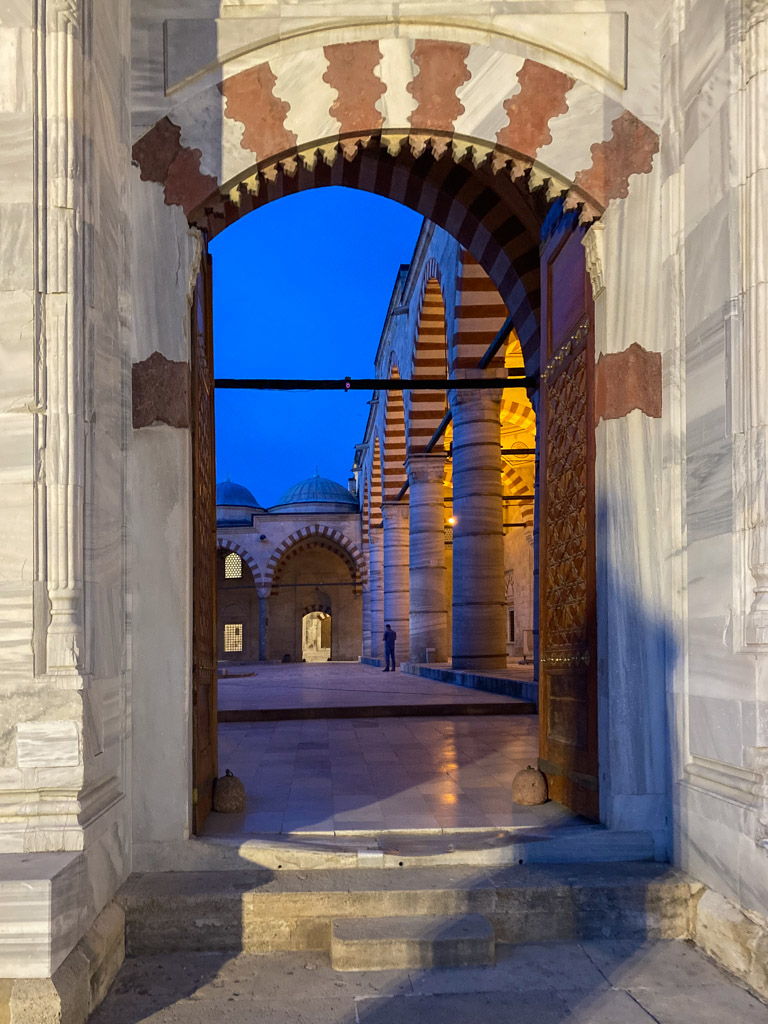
[408, 40, 471, 132]
[132, 352, 190, 429]
[594, 343, 662, 425]
[132, 117, 218, 215]
[496, 60, 574, 157]
[574, 110, 659, 207]
[220, 63, 297, 156]
[324, 41, 384, 133]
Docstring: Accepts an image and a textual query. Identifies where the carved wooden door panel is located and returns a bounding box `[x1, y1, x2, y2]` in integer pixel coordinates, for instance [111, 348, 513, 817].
[538, 218, 598, 821]
[191, 246, 218, 833]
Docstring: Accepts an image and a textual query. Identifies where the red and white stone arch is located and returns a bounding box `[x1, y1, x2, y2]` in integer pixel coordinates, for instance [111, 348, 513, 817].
[216, 537, 263, 582]
[132, 37, 658, 367]
[408, 264, 449, 454]
[265, 525, 367, 587]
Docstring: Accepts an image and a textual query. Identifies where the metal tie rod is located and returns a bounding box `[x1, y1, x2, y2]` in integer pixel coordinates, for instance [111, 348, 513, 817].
[214, 375, 534, 391]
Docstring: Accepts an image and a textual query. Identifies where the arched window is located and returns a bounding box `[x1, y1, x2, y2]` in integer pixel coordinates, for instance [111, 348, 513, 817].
[224, 552, 242, 579]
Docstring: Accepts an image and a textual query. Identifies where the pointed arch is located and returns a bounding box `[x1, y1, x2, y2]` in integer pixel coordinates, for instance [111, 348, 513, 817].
[264, 524, 367, 588]
[382, 364, 407, 502]
[216, 537, 262, 582]
[408, 269, 449, 454]
[370, 435, 383, 529]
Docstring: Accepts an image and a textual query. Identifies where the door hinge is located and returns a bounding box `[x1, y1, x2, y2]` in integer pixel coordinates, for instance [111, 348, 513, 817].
[192, 787, 198, 805]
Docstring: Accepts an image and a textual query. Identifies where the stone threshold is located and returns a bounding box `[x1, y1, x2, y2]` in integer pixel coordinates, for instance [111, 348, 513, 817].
[218, 697, 535, 721]
[133, 822, 657, 873]
[401, 662, 538, 705]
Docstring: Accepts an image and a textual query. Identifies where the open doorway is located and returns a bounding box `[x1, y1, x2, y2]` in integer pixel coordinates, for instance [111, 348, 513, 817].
[302, 610, 331, 662]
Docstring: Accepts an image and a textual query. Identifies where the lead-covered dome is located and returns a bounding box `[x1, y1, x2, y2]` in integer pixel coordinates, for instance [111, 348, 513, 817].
[216, 479, 265, 525]
[271, 471, 358, 514]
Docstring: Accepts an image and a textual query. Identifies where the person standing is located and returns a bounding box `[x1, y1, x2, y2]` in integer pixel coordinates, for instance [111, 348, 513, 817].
[383, 624, 397, 672]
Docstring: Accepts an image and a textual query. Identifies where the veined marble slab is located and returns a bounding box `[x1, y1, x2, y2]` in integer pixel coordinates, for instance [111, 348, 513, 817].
[163, 12, 628, 94]
[0, 851, 85, 977]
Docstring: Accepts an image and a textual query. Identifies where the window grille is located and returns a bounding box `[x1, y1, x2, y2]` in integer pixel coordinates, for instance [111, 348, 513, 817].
[224, 623, 243, 652]
[224, 552, 242, 579]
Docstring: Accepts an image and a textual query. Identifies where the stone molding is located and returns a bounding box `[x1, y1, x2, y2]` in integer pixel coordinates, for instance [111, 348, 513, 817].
[742, 6, 768, 646]
[37, 0, 87, 676]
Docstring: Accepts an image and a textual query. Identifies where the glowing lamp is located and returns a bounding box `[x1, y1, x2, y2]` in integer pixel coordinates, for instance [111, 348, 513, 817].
[448, 515, 456, 526]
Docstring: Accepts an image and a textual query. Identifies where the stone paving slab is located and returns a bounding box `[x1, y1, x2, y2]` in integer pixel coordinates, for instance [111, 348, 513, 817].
[209, 712, 551, 836]
[88, 941, 768, 1023]
[217, 662, 528, 711]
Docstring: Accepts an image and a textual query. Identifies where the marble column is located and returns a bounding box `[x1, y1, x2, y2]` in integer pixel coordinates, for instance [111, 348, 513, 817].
[382, 502, 410, 665]
[368, 529, 384, 660]
[449, 387, 506, 669]
[407, 453, 448, 662]
[257, 587, 271, 661]
[444, 525, 454, 662]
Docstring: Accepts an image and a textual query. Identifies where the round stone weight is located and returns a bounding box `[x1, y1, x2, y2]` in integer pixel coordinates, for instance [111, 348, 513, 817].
[511, 765, 548, 806]
[212, 769, 246, 813]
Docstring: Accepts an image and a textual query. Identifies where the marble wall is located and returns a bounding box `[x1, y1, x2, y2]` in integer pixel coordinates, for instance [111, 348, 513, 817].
[4, 0, 768, 985]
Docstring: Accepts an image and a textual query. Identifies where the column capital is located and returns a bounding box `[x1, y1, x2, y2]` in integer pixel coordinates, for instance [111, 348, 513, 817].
[381, 501, 409, 524]
[406, 451, 446, 485]
[448, 386, 503, 416]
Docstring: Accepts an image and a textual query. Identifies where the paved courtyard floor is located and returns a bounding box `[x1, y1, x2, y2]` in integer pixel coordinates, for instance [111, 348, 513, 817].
[217, 661, 530, 712]
[206, 712, 578, 836]
[89, 940, 768, 1023]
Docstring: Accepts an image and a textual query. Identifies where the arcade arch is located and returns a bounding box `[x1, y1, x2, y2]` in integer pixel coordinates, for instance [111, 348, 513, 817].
[267, 534, 363, 663]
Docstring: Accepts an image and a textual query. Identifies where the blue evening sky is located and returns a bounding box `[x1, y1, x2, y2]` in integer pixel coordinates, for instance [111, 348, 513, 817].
[211, 187, 423, 508]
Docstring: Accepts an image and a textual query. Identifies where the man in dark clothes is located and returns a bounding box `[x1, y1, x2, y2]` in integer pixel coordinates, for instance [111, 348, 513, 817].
[383, 624, 397, 672]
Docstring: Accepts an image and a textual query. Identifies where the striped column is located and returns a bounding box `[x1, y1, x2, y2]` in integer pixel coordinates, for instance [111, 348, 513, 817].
[368, 530, 384, 661]
[407, 453, 448, 663]
[449, 386, 506, 669]
[382, 502, 410, 665]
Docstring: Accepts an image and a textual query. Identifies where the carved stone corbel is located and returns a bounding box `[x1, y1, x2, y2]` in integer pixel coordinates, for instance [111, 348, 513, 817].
[582, 222, 605, 299]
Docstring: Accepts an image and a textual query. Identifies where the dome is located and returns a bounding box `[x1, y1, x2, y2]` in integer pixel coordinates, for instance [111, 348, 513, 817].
[271, 471, 358, 513]
[216, 479, 264, 509]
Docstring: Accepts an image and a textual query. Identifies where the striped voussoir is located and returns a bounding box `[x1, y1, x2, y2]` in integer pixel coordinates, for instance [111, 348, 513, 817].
[382, 366, 407, 502]
[408, 268, 449, 454]
[452, 249, 510, 373]
[265, 525, 367, 589]
[370, 435, 383, 529]
[216, 537, 262, 582]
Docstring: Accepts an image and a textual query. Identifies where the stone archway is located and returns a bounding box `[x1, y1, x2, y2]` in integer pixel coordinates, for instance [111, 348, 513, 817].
[131, 29, 661, 832]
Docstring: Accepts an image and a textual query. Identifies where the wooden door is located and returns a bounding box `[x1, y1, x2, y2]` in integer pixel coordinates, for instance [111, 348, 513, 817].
[191, 246, 218, 833]
[538, 217, 598, 821]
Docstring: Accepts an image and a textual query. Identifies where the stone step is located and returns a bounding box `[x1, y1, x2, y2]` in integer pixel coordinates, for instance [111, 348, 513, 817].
[331, 914, 495, 970]
[119, 862, 701, 957]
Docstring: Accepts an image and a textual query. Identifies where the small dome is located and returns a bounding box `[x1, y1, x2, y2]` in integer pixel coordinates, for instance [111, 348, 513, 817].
[216, 479, 264, 510]
[272, 471, 358, 512]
